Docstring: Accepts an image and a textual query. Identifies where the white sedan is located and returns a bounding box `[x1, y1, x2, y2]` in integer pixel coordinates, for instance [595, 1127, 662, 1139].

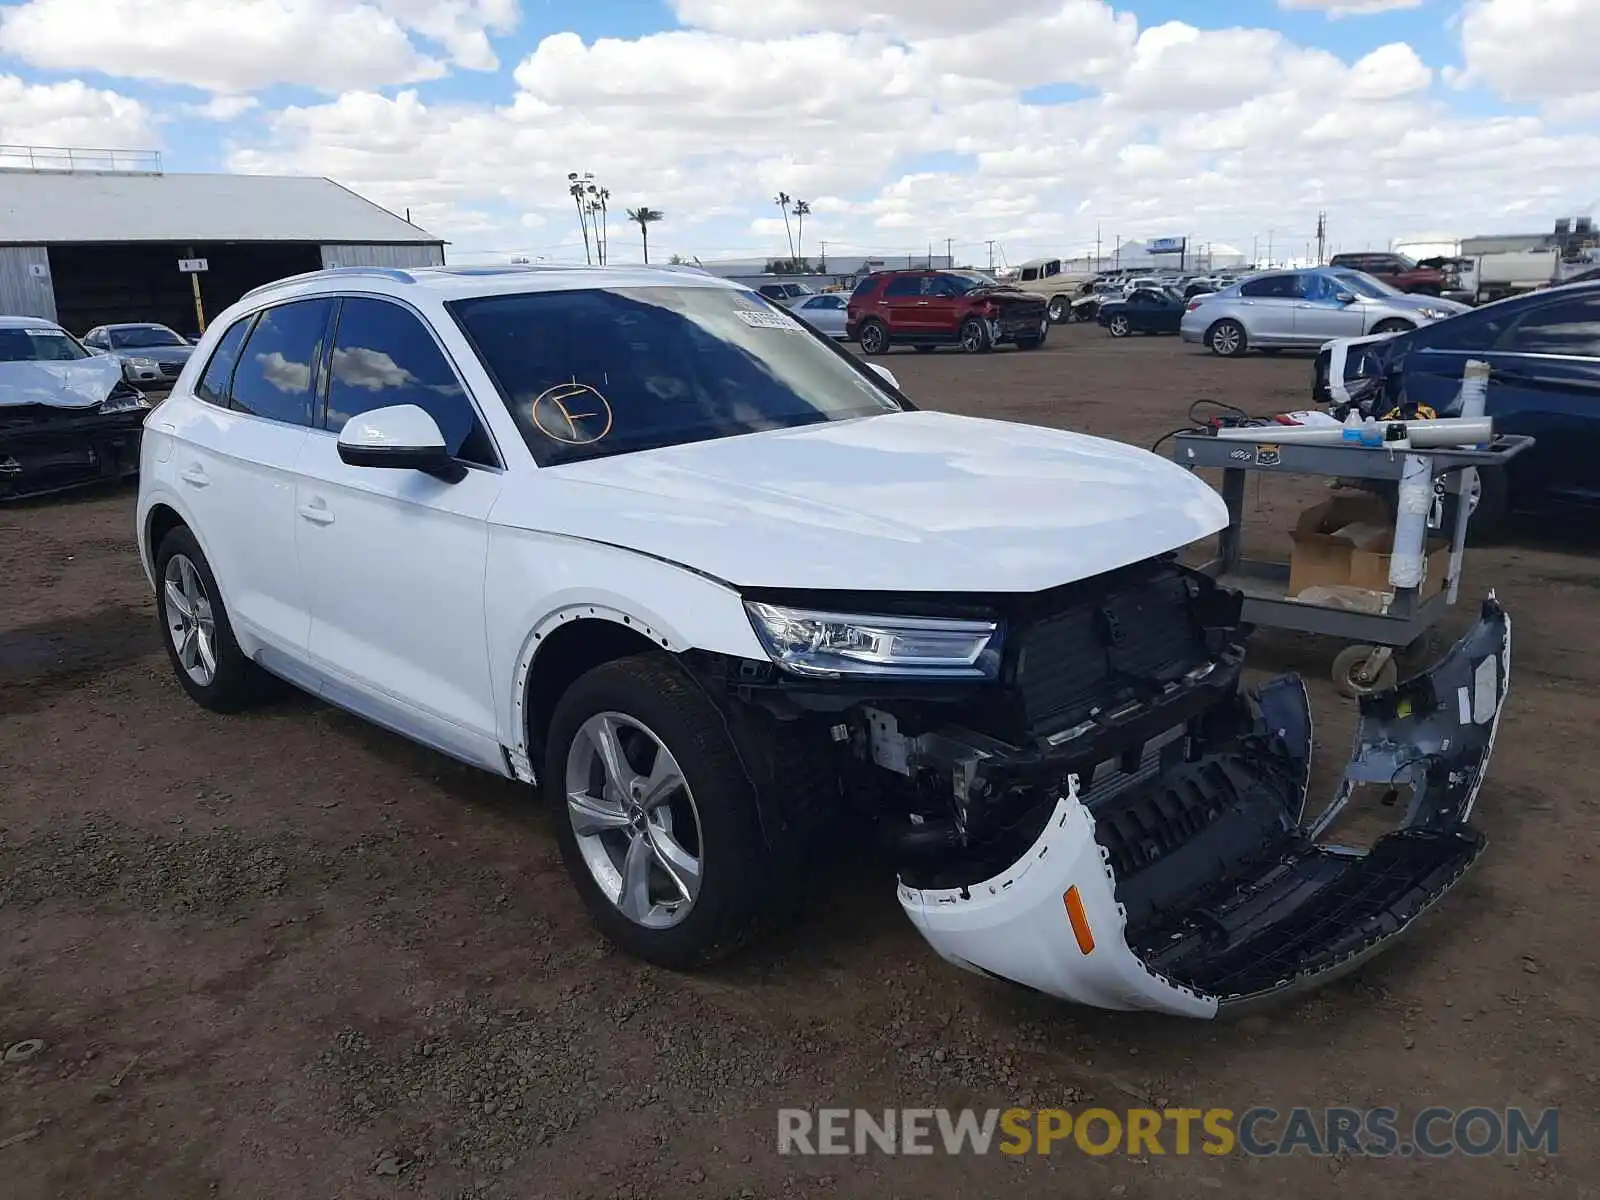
[789, 291, 849, 338]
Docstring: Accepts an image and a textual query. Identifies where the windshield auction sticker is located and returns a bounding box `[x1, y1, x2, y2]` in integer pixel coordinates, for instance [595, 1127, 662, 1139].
[530, 381, 613, 445]
[735, 309, 804, 331]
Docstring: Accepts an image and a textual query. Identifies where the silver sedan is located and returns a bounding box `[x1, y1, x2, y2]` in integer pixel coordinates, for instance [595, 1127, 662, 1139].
[1180, 268, 1470, 357]
[790, 292, 850, 339]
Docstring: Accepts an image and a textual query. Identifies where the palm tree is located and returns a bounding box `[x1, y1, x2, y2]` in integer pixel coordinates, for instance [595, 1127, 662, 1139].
[567, 172, 593, 264]
[629, 207, 664, 263]
[774, 191, 795, 261]
[792, 199, 810, 265]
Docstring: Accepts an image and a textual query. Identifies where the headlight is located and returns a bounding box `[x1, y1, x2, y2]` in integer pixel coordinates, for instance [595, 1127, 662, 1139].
[744, 602, 1001, 679]
[1416, 307, 1449, 320]
[99, 392, 151, 415]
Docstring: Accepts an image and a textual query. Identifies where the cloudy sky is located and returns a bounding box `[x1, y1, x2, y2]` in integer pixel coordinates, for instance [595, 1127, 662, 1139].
[1, 0, 1596, 265]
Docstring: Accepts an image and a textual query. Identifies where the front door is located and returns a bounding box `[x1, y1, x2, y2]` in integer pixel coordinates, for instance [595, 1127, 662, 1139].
[1293, 272, 1368, 343]
[1234, 273, 1302, 343]
[293, 296, 506, 766]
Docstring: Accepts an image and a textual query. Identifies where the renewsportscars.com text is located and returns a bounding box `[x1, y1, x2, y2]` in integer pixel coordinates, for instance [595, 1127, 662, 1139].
[777, 1106, 1559, 1158]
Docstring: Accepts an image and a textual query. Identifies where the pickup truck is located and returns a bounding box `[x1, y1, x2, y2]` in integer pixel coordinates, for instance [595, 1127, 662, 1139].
[1327, 252, 1451, 296]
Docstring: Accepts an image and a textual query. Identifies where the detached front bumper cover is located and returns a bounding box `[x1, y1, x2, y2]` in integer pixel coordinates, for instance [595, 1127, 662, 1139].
[900, 596, 1511, 1017]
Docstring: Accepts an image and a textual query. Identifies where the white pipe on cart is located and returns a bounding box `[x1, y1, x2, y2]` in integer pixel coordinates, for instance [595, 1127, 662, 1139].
[1391, 453, 1433, 589]
[1445, 360, 1492, 602]
[1211, 416, 1494, 448]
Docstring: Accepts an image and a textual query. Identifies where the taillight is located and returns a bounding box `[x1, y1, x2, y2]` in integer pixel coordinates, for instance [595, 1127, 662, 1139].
[1186, 300, 1202, 311]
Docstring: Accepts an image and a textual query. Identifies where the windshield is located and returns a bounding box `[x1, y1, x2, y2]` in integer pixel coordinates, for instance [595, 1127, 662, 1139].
[449, 286, 906, 467]
[1334, 271, 1402, 299]
[0, 327, 91, 363]
[940, 271, 1000, 294]
[110, 325, 186, 348]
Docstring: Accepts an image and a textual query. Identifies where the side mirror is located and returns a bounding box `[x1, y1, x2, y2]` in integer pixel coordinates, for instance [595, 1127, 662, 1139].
[337, 404, 465, 483]
[1335, 291, 1357, 305]
[865, 362, 901, 391]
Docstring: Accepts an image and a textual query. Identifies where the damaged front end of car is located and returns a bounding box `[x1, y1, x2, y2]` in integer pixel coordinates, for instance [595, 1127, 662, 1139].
[0, 382, 151, 502]
[698, 556, 1511, 1017]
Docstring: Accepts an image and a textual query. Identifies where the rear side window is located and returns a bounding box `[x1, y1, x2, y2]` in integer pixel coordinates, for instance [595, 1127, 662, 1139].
[324, 298, 497, 466]
[849, 276, 878, 299]
[230, 299, 335, 427]
[195, 317, 252, 406]
[1240, 274, 1298, 299]
[883, 275, 922, 297]
[1502, 296, 1600, 358]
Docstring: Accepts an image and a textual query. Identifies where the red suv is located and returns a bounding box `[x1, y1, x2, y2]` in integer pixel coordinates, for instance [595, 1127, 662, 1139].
[1327, 252, 1450, 296]
[846, 270, 1050, 354]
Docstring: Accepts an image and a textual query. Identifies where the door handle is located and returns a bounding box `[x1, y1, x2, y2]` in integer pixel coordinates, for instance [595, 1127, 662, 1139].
[917, 300, 930, 306]
[179, 465, 208, 488]
[297, 500, 335, 526]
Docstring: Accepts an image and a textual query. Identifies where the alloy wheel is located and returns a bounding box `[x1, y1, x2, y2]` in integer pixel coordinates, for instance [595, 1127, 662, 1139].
[162, 553, 218, 686]
[1110, 316, 1129, 337]
[565, 712, 704, 930]
[1212, 323, 1242, 355]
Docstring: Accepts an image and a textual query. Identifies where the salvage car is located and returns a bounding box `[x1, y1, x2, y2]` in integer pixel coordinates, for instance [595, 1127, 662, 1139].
[136, 264, 1512, 1016]
[1183, 268, 1470, 357]
[1097, 286, 1187, 337]
[847, 269, 1049, 353]
[82, 322, 197, 387]
[1, 315, 151, 501]
[1313, 279, 1600, 537]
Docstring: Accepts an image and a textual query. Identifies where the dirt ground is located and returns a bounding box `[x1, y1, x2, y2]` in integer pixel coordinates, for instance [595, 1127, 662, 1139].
[2, 325, 1596, 1199]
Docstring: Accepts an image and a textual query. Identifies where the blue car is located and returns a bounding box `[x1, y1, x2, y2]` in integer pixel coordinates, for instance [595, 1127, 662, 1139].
[1313, 280, 1600, 535]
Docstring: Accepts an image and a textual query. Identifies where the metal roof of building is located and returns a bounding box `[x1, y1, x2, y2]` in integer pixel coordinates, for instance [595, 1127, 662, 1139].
[0, 170, 443, 246]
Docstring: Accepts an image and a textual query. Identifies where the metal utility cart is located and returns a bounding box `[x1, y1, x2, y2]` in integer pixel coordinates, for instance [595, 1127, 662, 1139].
[1171, 431, 1532, 695]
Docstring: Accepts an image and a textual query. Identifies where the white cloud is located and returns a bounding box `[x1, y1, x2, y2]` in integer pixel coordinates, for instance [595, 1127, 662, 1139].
[0, 0, 518, 93]
[1454, 0, 1600, 112]
[1277, 0, 1423, 15]
[22, 0, 1564, 263]
[183, 95, 260, 122]
[0, 74, 158, 151]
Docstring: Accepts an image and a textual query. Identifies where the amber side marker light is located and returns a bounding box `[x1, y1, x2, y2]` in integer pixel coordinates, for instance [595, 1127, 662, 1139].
[1063, 885, 1096, 955]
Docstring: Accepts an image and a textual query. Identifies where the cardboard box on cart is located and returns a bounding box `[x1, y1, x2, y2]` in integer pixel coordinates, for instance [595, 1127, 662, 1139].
[1288, 494, 1451, 603]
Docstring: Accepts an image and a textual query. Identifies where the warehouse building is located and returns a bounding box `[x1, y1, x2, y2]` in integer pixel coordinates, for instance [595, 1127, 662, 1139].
[0, 156, 445, 335]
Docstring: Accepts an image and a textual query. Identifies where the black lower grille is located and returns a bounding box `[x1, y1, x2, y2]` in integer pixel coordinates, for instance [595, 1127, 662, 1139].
[1012, 565, 1207, 732]
[159, 362, 183, 379]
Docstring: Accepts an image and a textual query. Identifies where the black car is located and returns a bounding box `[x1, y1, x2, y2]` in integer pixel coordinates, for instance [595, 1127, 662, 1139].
[1, 317, 151, 502]
[1313, 280, 1600, 535]
[1097, 287, 1187, 337]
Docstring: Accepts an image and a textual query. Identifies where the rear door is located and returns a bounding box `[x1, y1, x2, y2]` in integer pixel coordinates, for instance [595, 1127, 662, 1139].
[294, 296, 506, 765]
[880, 273, 932, 337]
[1235, 273, 1301, 343]
[161, 300, 331, 657]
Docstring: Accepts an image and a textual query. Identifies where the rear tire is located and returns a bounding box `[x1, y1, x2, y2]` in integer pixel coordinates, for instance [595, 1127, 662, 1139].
[154, 526, 268, 713]
[857, 320, 891, 355]
[1207, 318, 1247, 357]
[545, 654, 774, 969]
[1107, 314, 1132, 338]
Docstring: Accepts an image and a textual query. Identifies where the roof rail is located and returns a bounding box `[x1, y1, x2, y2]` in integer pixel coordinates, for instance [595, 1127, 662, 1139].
[239, 265, 416, 303]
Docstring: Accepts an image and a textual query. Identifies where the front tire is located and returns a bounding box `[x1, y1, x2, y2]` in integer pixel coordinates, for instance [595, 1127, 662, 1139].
[1371, 318, 1414, 336]
[1047, 296, 1070, 324]
[1107, 314, 1131, 338]
[857, 319, 891, 355]
[958, 317, 992, 354]
[546, 654, 772, 969]
[1207, 318, 1247, 357]
[154, 526, 266, 713]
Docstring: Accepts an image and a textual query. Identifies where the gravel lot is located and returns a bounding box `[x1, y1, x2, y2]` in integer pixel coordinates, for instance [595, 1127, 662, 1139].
[2, 324, 1596, 1198]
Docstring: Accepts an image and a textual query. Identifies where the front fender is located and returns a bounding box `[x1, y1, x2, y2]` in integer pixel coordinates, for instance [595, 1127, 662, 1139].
[485, 526, 768, 756]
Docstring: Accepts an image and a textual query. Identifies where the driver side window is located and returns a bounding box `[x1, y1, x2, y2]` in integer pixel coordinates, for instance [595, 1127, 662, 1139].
[323, 297, 499, 467]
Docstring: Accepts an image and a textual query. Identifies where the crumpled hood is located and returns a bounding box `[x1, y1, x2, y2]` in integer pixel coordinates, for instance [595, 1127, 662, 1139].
[510, 410, 1229, 593]
[0, 357, 125, 409]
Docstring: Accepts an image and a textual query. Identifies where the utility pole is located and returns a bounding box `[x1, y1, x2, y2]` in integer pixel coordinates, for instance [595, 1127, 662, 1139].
[986, 240, 995, 272]
[1267, 228, 1275, 267]
[819, 240, 827, 272]
[1114, 234, 1121, 270]
[1095, 223, 1102, 271]
[1315, 209, 1327, 265]
[927, 241, 933, 268]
